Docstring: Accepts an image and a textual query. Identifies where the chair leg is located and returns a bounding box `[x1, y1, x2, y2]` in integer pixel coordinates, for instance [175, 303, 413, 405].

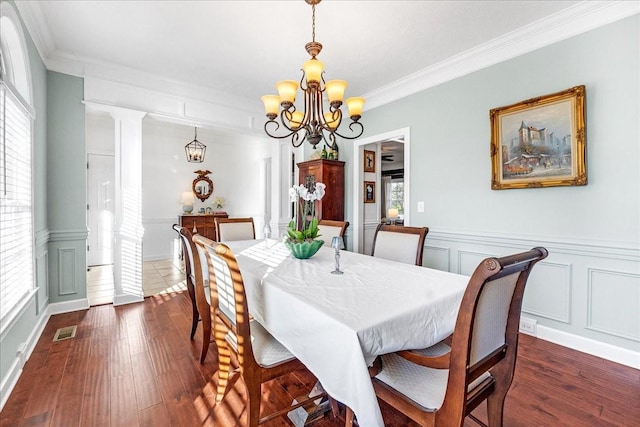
[486, 392, 506, 427]
[345, 407, 355, 426]
[186, 280, 199, 340]
[216, 341, 232, 404]
[246, 382, 262, 427]
[199, 306, 212, 363]
[329, 397, 339, 418]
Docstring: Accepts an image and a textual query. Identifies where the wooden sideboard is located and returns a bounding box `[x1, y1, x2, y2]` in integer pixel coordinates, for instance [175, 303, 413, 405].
[179, 213, 229, 241]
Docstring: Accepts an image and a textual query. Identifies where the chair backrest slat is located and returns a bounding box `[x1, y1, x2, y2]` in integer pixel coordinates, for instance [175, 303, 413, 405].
[193, 235, 256, 366]
[215, 217, 256, 242]
[317, 220, 349, 242]
[371, 224, 429, 266]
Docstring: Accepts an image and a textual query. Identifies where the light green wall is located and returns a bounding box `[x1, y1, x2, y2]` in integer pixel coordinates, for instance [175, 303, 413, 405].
[46, 71, 87, 303]
[340, 15, 639, 352]
[347, 15, 639, 244]
[46, 71, 86, 230]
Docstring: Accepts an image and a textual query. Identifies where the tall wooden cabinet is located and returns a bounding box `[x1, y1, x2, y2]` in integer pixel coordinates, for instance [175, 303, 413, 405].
[297, 159, 345, 221]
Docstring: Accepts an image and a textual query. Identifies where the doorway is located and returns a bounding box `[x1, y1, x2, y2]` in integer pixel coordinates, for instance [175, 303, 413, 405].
[87, 153, 115, 266]
[352, 127, 410, 254]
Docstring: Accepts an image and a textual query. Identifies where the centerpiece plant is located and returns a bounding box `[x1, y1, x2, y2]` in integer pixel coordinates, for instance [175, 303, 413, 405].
[285, 182, 326, 258]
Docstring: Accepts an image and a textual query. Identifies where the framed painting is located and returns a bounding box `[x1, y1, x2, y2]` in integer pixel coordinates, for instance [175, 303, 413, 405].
[490, 85, 586, 190]
[364, 181, 375, 203]
[364, 150, 376, 173]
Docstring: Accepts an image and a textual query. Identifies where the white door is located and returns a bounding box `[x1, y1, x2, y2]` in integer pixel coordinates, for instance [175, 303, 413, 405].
[87, 154, 115, 266]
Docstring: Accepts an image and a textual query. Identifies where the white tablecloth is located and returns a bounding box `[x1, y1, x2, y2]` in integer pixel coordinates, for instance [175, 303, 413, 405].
[227, 240, 469, 427]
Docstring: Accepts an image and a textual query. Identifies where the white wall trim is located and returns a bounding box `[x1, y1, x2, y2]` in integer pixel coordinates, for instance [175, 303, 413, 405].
[48, 228, 89, 242]
[363, 1, 640, 109]
[428, 228, 639, 261]
[113, 293, 144, 307]
[17, 1, 639, 129]
[536, 323, 640, 369]
[47, 298, 89, 315]
[0, 306, 49, 411]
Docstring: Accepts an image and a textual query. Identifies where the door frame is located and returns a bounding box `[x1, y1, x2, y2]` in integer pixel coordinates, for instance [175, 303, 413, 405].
[352, 127, 410, 253]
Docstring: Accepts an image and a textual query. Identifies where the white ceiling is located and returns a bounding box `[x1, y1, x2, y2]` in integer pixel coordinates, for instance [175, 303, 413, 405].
[14, 1, 637, 112]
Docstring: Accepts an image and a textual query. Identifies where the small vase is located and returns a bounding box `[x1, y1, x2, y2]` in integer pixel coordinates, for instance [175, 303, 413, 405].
[285, 239, 324, 259]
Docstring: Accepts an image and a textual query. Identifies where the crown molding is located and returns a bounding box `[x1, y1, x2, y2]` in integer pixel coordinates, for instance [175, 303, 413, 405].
[363, 1, 640, 110]
[14, 1, 639, 118]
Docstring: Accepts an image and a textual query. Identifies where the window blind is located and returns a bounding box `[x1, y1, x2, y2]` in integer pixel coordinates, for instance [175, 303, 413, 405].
[0, 81, 34, 331]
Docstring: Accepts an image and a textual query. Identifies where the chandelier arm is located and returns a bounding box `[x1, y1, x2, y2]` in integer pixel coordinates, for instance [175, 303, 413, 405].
[332, 121, 364, 140]
[280, 108, 300, 132]
[264, 120, 300, 140]
[291, 131, 305, 148]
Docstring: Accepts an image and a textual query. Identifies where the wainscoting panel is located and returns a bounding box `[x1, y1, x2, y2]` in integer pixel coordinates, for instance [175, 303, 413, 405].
[424, 229, 639, 365]
[457, 250, 496, 276]
[587, 268, 640, 341]
[523, 261, 572, 323]
[57, 248, 77, 296]
[35, 251, 49, 315]
[424, 245, 450, 271]
[142, 217, 176, 261]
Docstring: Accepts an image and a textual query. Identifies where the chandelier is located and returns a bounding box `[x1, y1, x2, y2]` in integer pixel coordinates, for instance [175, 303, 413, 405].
[185, 127, 206, 163]
[260, 0, 364, 149]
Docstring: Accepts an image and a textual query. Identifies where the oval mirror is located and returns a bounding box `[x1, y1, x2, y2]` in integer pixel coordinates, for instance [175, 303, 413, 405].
[192, 169, 214, 202]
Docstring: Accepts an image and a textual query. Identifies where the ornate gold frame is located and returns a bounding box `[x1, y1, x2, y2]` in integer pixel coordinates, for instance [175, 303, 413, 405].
[490, 85, 586, 190]
[192, 170, 214, 202]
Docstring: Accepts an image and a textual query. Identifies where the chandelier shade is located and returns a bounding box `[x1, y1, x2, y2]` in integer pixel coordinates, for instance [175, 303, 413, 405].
[185, 127, 206, 163]
[261, 0, 364, 149]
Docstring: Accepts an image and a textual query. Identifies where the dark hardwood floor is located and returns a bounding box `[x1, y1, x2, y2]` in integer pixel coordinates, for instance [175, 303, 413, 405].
[1, 290, 638, 427]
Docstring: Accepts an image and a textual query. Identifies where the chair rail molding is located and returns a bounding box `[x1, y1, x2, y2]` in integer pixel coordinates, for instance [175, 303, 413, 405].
[424, 227, 639, 369]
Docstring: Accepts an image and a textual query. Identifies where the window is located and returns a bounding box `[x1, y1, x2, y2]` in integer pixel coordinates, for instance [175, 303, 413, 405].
[1, 4, 34, 333]
[389, 181, 404, 214]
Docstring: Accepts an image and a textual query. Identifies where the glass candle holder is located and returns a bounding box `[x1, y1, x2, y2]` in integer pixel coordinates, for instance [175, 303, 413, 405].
[331, 236, 345, 275]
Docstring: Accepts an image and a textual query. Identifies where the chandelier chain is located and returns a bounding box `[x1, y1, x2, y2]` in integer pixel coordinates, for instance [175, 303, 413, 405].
[311, 3, 316, 42]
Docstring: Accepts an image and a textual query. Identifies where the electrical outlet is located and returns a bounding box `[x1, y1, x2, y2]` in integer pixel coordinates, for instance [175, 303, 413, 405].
[519, 317, 537, 335]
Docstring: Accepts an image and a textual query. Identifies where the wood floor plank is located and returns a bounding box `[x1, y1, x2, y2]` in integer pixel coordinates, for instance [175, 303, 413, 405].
[131, 351, 163, 411]
[79, 355, 110, 427]
[21, 341, 71, 418]
[110, 374, 139, 427]
[49, 337, 91, 427]
[138, 404, 171, 427]
[2, 291, 639, 427]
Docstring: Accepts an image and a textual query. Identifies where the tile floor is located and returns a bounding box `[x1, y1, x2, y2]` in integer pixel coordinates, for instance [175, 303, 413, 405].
[87, 258, 186, 306]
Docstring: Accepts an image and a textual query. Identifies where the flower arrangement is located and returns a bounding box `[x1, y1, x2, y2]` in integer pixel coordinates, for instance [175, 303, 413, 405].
[286, 182, 326, 243]
[212, 196, 226, 210]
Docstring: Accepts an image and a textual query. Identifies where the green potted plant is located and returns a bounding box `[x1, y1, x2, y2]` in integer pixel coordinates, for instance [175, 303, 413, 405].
[285, 182, 326, 259]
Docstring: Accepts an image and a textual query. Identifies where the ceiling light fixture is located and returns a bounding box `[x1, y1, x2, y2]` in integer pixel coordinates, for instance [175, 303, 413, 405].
[185, 127, 206, 163]
[261, 0, 364, 150]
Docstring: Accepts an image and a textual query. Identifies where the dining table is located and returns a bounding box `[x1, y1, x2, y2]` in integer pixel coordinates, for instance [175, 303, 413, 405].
[225, 239, 469, 427]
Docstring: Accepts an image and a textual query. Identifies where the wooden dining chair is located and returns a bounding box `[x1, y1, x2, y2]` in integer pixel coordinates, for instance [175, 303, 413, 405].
[357, 247, 548, 427]
[317, 219, 349, 242]
[215, 217, 256, 242]
[173, 224, 212, 363]
[193, 235, 337, 426]
[371, 224, 429, 266]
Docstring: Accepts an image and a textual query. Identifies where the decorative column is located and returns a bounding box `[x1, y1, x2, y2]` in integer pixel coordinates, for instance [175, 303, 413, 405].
[110, 107, 147, 306]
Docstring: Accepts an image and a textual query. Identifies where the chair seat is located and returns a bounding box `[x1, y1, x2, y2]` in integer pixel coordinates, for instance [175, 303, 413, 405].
[376, 342, 451, 411]
[377, 342, 493, 412]
[225, 319, 297, 368]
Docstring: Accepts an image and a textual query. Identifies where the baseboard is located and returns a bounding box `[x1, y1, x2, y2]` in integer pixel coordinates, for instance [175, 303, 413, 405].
[536, 324, 639, 369]
[47, 298, 90, 315]
[0, 308, 50, 411]
[113, 293, 144, 306]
